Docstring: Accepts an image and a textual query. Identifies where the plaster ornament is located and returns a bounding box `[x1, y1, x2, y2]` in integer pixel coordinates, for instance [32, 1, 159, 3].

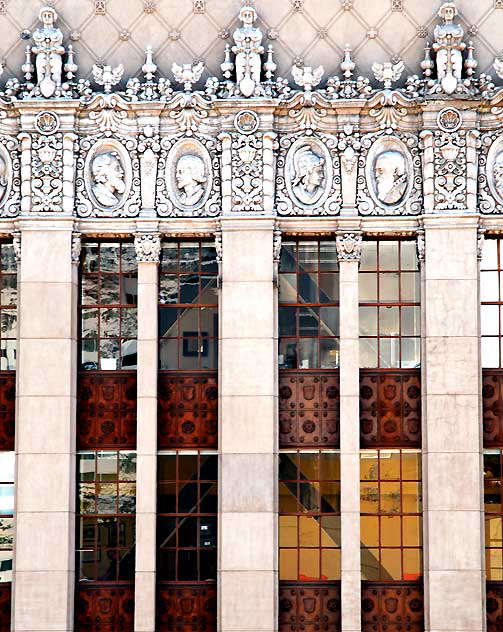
[34, 111, 60, 135]
[0, 137, 21, 217]
[416, 232, 425, 263]
[87, 94, 128, 133]
[336, 233, 362, 261]
[234, 110, 259, 134]
[374, 151, 408, 204]
[12, 232, 20, 263]
[477, 229, 485, 261]
[432, 2, 465, 95]
[479, 134, 503, 213]
[368, 90, 408, 131]
[175, 154, 207, 206]
[232, 5, 264, 97]
[90, 151, 126, 207]
[437, 107, 462, 132]
[92, 64, 124, 94]
[172, 61, 204, 92]
[292, 65, 324, 92]
[134, 233, 161, 263]
[263, 45, 277, 81]
[71, 233, 81, 263]
[31, 6, 65, 98]
[372, 60, 404, 90]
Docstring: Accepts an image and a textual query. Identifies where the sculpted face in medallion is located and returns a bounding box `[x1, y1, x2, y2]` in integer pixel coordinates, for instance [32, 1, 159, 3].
[374, 150, 407, 205]
[91, 151, 126, 207]
[175, 154, 207, 207]
[292, 146, 326, 206]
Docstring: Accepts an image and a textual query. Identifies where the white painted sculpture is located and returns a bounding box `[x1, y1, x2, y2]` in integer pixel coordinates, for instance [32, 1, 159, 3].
[32, 6, 65, 98]
[291, 146, 326, 206]
[493, 153, 503, 201]
[232, 5, 264, 97]
[91, 152, 126, 207]
[0, 155, 7, 204]
[374, 150, 407, 205]
[432, 2, 465, 95]
[175, 154, 207, 207]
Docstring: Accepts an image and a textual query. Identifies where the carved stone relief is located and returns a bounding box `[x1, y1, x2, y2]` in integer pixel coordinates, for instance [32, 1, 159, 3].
[276, 134, 341, 215]
[358, 134, 421, 216]
[480, 133, 503, 214]
[76, 137, 140, 217]
[0, 138, 20, 217]
[156, 136, 220, 217]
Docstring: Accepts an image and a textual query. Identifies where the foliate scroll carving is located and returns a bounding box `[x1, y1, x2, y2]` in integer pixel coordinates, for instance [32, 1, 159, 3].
[138, 127, 160, 211]
[134, 232, 161, 263]
[0, 136, 20, 217]
[72, 232, 81, 264]
[336, 232, 362, 261]
[368, 90, 409, 131]
[479, 132, 503, 214]
[29, 131, 77, 213]
[76, 135, 140, 217]
[156, 136, 220, 216]
[231, 132, 263, 211]
[357, 133, 421, 216]
[276, 133, 341, 216]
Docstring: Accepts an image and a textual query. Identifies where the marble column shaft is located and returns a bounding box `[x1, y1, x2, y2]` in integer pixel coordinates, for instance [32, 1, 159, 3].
[422, 217, 484, 632]
[134, 259, 159, 632]
[13, 225, 77, 632]
[218, 217, 278, 632]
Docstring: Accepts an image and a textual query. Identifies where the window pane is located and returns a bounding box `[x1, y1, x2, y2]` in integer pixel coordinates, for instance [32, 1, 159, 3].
[360, 307, 377, 336]
[280, 549, 298, 580]
[299, 548, 320, 579]
[379, 307, 399, 335]
[401, 241, 418, 271]
[320, 339, 339, 369]
[299, 273, 318, 303]
[297, 339, 318, 369]
[379, 273, 399, 301]
[401, 306, 420, 336]
[481, 271, 499, 302]
[379, 242, 399, 270]
[482, 337, 500, 368]
[379, 338, 400, 368]
[482, 239, 498, 270]
[381, 548, 402, 579]
[280, 243, 296, 273]
[360, 339, 378, 368]
[401, 272, 420, 301]
[359, 273, 377, 302]
[401, 338, 420, 368]
[298, 242, 318, 272]
[361, 516, 379, 547]
[380, 515, 401, 546]
[319, 274, 338, 303]
[360, 242, 377, 271]
[298, 307, 319, 336]
[321, 548, 340, 580]
[279, 274, 297, 303]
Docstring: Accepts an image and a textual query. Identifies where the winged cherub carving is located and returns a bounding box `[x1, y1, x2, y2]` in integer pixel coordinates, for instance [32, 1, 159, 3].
[291, 65, 324, 92]
[372, 60, 405, 90]
[92, 64, 124, 94]
[171, 61, 204, 92]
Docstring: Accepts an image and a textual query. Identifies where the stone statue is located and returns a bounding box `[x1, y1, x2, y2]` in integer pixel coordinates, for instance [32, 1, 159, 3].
[432, 2, 465, 95]
[91, 152, 126, 207]
[374, 150, 407, 205]
[31, 6, 65, 98]
[232, 5, 264, 97]
[292, 146, 326, 206]
[175, 154, 207, 207]
[493, 152, 503, 201]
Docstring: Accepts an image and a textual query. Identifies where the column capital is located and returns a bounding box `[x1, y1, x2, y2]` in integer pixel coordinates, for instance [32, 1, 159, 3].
[134, 232, 161, 263]
[336, 232, 362, 262]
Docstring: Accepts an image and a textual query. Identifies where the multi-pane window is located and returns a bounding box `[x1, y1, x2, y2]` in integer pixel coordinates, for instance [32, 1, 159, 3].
[80, 242, 138, 371]
[360, 449, 422, 581]
[484, 449, 503, 579]
[159, 242, 218, 370]
[359, 240, 420, 368]
[0, 244, 17, 370]
[279, 241, 339, 369]
[279, 450, 340, 581]
[157, 451, 217, 581]
[480, 239, 503, 367]
[77, 450, 136, 581]
[0, 452, 14, 582]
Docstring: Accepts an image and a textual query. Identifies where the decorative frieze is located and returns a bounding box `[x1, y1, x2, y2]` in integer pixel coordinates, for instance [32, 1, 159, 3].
[0, 3, 499, 220]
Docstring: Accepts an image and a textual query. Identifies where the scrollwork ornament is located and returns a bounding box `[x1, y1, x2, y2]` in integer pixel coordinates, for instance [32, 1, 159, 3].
[368, 90, 409, 132]
[31, 133, 64, 212]
[276, 132, 341, 216]
[336, 232, 362, 261]
[231, 132, 264, 212]
[0, 136, 20, 217]
[432, 129, 467, 211]
[12, 231, 20, 264]
[477, 228, 485, 261]
[134, 232, 161, 263]
[416, 231, 425, 264]
[479, 131, 503, 214]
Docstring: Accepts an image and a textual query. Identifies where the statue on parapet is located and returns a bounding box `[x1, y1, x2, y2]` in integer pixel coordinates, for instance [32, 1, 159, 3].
[232, 5, 264, 97]
[432, 1, 465, 94]
[31, 6, 65, 98]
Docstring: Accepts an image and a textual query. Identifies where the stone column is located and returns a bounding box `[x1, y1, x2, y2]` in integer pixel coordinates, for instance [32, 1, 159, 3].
[336, 232, 362, 632]
[134, 232, 161, 632]
[219, 217, 277, 632]
[422, 216, 484, 632]
[12, 221, 77, 632]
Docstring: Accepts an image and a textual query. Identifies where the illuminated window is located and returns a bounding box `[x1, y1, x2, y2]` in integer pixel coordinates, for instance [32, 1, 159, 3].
[359, 240, 420, 368]
[484, 449, 503, 579]
[360, 449, 422, 581]
[279, 450, 340, 581]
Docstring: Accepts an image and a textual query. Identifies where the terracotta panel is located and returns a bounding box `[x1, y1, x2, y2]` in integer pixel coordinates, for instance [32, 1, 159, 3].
[0, 583, 10, 631]
[0, 373, 15, 451]
[483, 371, 503, 447]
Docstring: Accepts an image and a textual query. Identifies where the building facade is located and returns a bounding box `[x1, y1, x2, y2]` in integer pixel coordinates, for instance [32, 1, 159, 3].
[0, 1, 500, 631]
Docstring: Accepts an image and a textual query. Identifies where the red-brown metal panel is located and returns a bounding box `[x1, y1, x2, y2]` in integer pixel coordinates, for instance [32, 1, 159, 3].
[0, 372, 15, 451]
[0, 583, 10, 631]
[361, 582, 423, 632]
[158, 372, 218, 449]
[360, 370, 421, 448]
[279, 370, 340, 448]
[279, 582, 341, 631]
[75, 583, 134, 631]
[77, 372, 137, 449]
[156, 582, 217, 631]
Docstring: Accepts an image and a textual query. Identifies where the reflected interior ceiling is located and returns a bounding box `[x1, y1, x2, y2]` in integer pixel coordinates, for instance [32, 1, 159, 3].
[0, 0, 500, 86]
